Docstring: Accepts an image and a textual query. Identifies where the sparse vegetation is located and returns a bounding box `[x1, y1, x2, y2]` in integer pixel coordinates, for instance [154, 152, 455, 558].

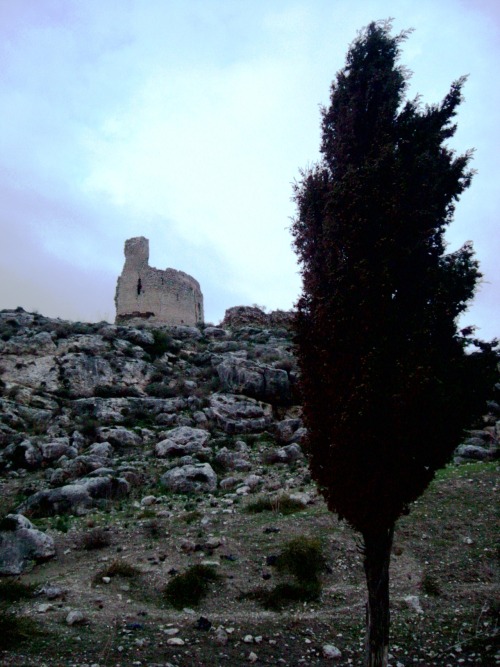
[0, 611, 41, 650]
[92, 559, 141, 586]
[0, 579, 35, 604]
[79, 527, 112, 550]
[163, 564, 220, 609]
[245, 494, 306, 515]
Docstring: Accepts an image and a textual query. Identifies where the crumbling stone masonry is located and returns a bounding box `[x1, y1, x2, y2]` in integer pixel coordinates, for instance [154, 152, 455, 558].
[115, 237, 204, 326]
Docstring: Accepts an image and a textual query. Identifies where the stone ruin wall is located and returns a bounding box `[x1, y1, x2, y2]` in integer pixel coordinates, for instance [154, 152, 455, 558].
[115, 236, 204, 326]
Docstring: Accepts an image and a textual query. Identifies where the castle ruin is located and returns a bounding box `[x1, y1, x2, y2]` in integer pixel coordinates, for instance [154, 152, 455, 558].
[115, 237, 204, 326]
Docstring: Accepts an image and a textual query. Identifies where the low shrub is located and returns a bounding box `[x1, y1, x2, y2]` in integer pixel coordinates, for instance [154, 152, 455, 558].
[164, 564, 220, 609]
[0, 611, 41, 650]
[0, 580, 35, 604]
[80, 527, 111, 550]
[245, 494, 306, 516]
[276, 536, 326, 583]
[240, 580, 321, 611]
[92, 559, 140, 586]
[94, 385, 140, 398]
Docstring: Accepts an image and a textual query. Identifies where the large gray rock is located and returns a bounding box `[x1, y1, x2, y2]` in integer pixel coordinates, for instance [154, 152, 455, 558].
[214, 447, 252, 471]
[155, 426, 210, 458]
[19, 476, 130, 517]
[160, 463, 217, 494]
[73, 397, 187, 425]
[263, 443, 304, 465]
[217, 358, 291, 405]
[209, 393, 271, 434]
[0, 514, 55, 575]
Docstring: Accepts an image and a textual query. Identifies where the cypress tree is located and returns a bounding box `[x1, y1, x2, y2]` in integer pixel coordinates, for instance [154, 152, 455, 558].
[292, 21, 498, 667]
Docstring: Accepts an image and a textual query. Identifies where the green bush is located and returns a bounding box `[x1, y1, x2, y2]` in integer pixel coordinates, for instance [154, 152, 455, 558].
[80, 527, 111, 550]
[276, 536, 326, 583]
[0, 580, 35, 604]
[94, 384, 140, 398]
[145, 382, 176, 398]
[164, 565, 220, 609]
[245, 494, 306, 516]
[0, 611, 41, 650]
[92, 559, 140, 586]
[143, 330, 179, 360]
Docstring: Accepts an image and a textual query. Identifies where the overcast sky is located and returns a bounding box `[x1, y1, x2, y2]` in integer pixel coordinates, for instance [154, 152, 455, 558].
[0, 0, 498, 338]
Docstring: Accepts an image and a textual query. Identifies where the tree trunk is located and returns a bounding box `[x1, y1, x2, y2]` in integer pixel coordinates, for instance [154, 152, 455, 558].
[362, 524, 395, 667]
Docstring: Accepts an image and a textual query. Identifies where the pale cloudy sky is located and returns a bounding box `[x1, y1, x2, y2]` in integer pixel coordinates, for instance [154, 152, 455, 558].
[0, 0, 498, 338]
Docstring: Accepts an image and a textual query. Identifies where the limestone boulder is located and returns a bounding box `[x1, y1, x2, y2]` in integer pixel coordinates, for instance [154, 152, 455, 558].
[160, 463, 217, 494]
[209, 393, 271, 434]
[263, 443, 303, 465]
[275, 418, 303, 443]
[155, 426, 210, 458]
[214, 447, 252, 471]
[217, 358, 291, 405]
[19, 476, 130, 517]
[3, 331, 57, 356]
[97, 427, 142, 450]
[0, 514, 55, 575]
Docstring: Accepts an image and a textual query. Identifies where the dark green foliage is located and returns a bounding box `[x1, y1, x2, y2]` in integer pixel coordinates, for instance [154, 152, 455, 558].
[245, 494, 306, 515]
[241, 580, 321, 611]
[420, 571, 442, 597]
[94, 384, 140, 398]
[0, 516, 19, 531]
[0, 580, 35, 604]
[92, 559, 140, 585]
[142, 330, 178, 360]
[275, 536, 326, 582]
[291, 21, 498, 534]
[163, 564, 220, 609]
[0, 611, 41, 650]
[145, 382, 177, 398]
[241, 537, 325, 610]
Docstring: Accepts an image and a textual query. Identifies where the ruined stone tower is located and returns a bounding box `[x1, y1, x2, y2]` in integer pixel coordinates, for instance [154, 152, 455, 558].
[115, 237, 204, 326]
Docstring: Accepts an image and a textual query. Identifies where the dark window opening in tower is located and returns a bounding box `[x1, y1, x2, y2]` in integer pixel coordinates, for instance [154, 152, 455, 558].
[137, 278, 142, 296]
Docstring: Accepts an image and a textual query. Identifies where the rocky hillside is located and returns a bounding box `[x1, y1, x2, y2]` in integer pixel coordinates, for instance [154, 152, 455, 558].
[0, 307, 498, 666]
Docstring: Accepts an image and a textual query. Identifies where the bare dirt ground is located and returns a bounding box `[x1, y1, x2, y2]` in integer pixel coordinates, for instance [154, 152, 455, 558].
[1, 461, 498, 667]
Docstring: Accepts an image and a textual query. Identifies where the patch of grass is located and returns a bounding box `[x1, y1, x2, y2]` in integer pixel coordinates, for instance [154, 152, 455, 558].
[164, 564, 220, 609]
[0, 580, 35, 605]
[92, 559, 140, 586]
[145, 382, 176, 398]
[245, 494, 306, 516]
[276, 536, 326, 582]
[180, 510, 202, 524]
[241, 580, 321, 611]
[80, 527, 111, 550]
[94, 385, 140, 398]
[421, 571, 442, 597]
[0, 611, 42, 650]
[240, 537, 325, 611]
[52, 514, 72, 533]
[142, 330, 179, 360]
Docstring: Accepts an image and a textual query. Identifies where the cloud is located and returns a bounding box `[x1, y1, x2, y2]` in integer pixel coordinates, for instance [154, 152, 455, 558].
[0, 0, 498, 336]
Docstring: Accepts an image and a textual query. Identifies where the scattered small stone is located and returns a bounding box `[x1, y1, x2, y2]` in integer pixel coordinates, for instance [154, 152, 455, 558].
[102, 576, 111, 584]
[215, 626, 228, 646]
[247, 651, 258, 663]
[66, 610, 86, 626]
[323, 644, 342, 659]
[243, 634, 254, 643]
[404, 595, 424, 614]
[166, 637, 185, 646]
